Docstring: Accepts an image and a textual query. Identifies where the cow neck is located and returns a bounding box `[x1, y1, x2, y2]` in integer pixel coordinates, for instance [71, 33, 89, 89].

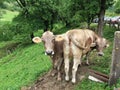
[53, 39, 63, 54]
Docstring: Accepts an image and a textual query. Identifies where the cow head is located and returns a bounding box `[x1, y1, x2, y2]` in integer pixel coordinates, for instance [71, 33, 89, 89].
[94, 38, 109, 56]
[32, 31, 55, 56]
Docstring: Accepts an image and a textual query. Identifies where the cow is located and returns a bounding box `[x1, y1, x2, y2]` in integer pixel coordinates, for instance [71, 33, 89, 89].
[32, 31, 64, 81]
[63, 29, 109, 83]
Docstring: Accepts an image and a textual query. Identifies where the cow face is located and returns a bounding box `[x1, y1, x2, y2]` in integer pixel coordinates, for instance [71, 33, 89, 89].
[95, 38, 109, 56]
[32, 31, 55, 56]
[41, 31, 55, 56]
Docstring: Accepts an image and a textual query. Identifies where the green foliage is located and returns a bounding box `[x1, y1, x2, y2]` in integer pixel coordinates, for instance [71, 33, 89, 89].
[14, 0, 114, 32]
[114, 0, 120, 14]
[0, 22, 15, 41]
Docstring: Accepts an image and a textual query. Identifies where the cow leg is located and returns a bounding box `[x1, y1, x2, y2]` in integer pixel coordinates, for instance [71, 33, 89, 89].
[71, 42, 82, 83]
[63, 36, 70, 81]
[50, 56, 57, 76]
[64, 56, 70, 81]
[85, 52, 90, 65]
[72, 55, 81, 83]
[57, 58, 63, 81]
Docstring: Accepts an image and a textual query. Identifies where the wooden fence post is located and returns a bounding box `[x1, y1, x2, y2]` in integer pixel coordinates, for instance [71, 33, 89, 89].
[109, 31, 120, 86]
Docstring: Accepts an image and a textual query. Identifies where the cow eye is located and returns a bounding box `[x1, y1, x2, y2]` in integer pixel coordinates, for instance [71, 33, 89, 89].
[104, 45, 107, 48]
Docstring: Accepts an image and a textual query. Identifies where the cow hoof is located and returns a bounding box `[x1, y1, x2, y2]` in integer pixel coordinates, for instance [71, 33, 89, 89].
[51, 73, 55, 76]
[86, 62, 90, 65]
[65, 76, 69, 81]
[71, 78, 76, 84]
[51, 69, 57, 76]
[57, 77, 62, 81]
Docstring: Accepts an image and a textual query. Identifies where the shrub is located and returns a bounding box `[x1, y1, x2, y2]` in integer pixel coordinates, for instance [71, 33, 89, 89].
[0, 23, 15, 41]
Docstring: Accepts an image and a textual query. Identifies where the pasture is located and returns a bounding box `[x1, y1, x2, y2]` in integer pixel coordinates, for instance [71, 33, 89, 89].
[1, 1, 120, 89]
[0, 24, 120, 90]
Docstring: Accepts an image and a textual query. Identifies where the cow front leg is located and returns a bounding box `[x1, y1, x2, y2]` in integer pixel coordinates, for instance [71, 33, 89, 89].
[57, 72, 61, 81]
[85, 52, 90, 65]
[57, 58, 63, 81]
[72, 56, 81, 83]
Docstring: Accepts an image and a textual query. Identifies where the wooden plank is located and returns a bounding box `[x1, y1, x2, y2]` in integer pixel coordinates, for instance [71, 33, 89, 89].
[109, 31, 120, 86]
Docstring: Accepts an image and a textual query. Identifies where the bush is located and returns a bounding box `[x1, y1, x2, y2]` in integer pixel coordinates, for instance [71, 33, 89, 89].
[12, 34, 32, 44]
[115, 8, 120, 14]
[0, 21, 34, 44]
[0, 23, 15, 41]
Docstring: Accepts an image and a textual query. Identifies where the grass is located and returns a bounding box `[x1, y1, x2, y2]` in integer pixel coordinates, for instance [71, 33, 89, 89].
[75, 78, 112, 90]
[0, 43, 52, 90]
[0, 9, 19, 22]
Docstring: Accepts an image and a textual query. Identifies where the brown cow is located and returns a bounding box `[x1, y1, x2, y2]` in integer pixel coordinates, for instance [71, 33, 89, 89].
[32, 31, 64, 81]
[63, 29, 109, 83]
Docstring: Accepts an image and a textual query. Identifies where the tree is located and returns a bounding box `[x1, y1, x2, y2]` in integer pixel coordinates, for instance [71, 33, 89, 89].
[114, 0, 120, 14]
[67, 0, 100, 28]
[14, 0, 114, 34]
[97, 0, 106, 37]
[97, 0, 114, 37]
[15, 0, 59, 32]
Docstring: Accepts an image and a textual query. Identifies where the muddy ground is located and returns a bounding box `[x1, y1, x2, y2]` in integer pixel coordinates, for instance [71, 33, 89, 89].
[22, 63, 91, 90]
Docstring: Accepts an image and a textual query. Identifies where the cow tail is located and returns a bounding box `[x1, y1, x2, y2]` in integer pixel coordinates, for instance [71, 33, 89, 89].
[69, 35, 86, 50]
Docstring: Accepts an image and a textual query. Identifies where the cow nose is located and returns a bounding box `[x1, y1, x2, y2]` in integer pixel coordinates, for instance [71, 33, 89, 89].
[98, 52, 104, 56]
[45, 51, 54, 55]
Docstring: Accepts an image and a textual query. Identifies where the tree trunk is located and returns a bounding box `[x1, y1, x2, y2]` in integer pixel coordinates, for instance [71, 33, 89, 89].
[30, 32, 34, 43]
[87, 16, 91, 29]
[97, 0, 106, 37]
[16, 0, 29, 17]
[44, 20, 49, 32]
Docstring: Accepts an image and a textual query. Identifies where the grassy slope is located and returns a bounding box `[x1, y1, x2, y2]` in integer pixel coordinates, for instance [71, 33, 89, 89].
[0, 9, 19, 22]
[0, 44, 52, 90]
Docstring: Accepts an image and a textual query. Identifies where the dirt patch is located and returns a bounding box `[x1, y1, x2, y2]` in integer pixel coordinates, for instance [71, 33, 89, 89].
[22, 63, 90, 90]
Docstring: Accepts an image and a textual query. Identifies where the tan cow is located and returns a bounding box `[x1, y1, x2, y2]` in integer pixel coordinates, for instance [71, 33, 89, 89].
[32, 31, 64, 81]
[63, 29, 109, 83]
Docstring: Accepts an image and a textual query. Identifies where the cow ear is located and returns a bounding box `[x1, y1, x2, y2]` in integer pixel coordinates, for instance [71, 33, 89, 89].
[32, 37, 41, 43]
[90, 43, 96, 47]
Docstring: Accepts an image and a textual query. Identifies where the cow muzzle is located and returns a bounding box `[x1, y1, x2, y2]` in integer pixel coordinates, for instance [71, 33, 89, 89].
[45, 50, 54, 56]
[98, 52, 104, 56]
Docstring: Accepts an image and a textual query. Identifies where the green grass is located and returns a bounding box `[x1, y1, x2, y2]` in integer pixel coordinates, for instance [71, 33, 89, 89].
[0, 9, 19, 22]
[0, 43, 52, 90]
[0, 41, 17, 48]
[75, 78, 112, 90]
